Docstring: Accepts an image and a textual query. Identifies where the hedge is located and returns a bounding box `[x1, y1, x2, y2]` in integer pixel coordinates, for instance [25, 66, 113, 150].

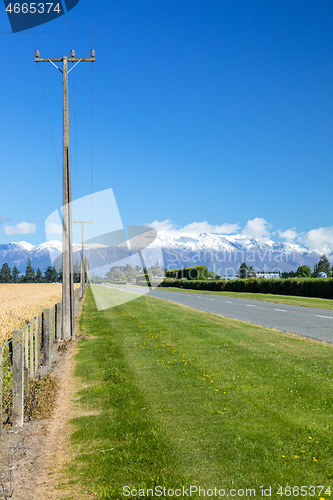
[165, 266, 209, 280]
[159, 278, 333, 299]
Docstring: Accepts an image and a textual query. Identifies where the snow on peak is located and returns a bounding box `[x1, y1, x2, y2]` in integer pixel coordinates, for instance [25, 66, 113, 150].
[17, 241, 35, 251]
[37, 240, 62, 252]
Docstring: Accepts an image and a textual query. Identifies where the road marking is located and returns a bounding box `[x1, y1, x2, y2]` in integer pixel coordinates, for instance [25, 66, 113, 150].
[209, 298, 216, 301]
[316, 315, 333, 319]
[225, 301, 233, 304]
[246, 304, 256, 308]
[275, 308, 287, 312]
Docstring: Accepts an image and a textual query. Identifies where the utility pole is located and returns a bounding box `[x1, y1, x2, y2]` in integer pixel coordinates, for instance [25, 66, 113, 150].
[35, 50, 95, 340]
[74, 220, 92, 298]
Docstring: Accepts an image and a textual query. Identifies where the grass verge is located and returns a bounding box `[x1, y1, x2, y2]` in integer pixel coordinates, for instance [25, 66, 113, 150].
[66, 286, 333, 499]
[157, 286, 333, 309]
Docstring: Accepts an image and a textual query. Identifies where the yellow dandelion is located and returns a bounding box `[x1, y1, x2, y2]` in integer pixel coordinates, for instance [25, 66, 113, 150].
[282, 455, 285, 458]
[294, 455, 298, 458]
[309, 436, 312, 439]
[214, 389, 219, 392]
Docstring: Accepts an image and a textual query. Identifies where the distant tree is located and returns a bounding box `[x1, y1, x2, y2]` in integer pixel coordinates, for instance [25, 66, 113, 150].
[208, 271, 222, 280]
[24, 258, 35, 283]
[313, 255, 332, 277]
[248, 266, 256, 278]
[58, 266, 63, 283]
[11, 265, 20, 283]
[44, 266, 58, 283]
[105, 267, 127, 282]
[35, 268, 43, 283]
[73, 261, 80, 283]
[281, 270, 297, 279]
[89, 273, 103, 284]
[150, 261, 165, 277]
[0, 263, 11, 283]
[296, 265, 312, 278]
[238, 262, 249, 279]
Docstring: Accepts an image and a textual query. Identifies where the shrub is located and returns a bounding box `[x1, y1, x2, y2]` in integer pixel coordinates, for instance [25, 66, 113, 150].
[24, 375, 58, 420]
[165, 266, 209, 280]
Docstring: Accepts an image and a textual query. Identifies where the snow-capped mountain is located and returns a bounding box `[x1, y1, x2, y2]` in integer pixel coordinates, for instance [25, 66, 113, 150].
[149, 232, 328, 276]
[0, 241, 64, 272]
[0, 232, 330, 275]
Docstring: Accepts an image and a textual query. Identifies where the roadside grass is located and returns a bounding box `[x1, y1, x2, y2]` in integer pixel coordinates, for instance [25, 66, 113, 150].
[157, 286, 333, 309]
[66, 286, 333, 499]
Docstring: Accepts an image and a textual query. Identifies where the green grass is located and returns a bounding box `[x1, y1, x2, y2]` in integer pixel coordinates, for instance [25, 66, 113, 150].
[66, 286, 333, 499]
[158, 286, 333, 309]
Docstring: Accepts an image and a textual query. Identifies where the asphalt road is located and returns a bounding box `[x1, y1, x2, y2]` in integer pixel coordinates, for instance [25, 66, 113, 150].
[106, 284, 333, 344]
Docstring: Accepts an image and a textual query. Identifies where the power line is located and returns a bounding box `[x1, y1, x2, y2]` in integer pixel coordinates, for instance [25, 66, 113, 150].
[38, 65, 62, 182]
[91, 0, 95, 220]
[28, 28, 61, 183]
[91, 63, 94, 199]
[72, 69, 79, 201]
[65, 6, 74, 49]
[92, 0, 95, 49]
[64, 5, 78, 201]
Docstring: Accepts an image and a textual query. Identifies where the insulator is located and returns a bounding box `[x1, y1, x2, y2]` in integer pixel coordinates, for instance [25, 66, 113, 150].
[70, 49, 75, 57]
[90, 49, 95, 58]
[35, 50, 40, 58]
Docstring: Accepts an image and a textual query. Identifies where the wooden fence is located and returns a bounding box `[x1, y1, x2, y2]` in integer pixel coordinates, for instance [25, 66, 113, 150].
[0, 289, 81, 435]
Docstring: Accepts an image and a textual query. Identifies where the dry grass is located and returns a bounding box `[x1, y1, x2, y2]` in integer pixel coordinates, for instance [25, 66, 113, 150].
[0, 284, 75, 345]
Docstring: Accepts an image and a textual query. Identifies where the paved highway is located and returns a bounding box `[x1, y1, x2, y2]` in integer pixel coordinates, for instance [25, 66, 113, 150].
[105, 285, 333, 344]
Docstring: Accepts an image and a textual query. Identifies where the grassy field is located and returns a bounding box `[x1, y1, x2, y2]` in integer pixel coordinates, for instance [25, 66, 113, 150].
[67, 286, 333, 499]
[0, 284, 64, 344]
[157, 286, 333, 309]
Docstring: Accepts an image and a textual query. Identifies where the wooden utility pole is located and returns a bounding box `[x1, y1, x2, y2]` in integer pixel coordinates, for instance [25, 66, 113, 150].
[74, 220, 92, 298]
[35, 50, 95, 340]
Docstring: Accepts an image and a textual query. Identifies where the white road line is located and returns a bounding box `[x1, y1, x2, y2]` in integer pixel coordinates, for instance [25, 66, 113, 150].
[209, 298, 216, 301]
[316, 314, 333, 319]
[246, 304, 256, 308]
[275, 308, 287, 312]
[225, 301, 233, 304]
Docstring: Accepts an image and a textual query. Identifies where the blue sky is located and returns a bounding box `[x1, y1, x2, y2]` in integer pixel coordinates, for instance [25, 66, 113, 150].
[1, 0, 333, 251]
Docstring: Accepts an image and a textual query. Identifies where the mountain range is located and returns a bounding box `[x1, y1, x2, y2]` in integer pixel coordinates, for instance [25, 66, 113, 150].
[0, 233, 330, 277]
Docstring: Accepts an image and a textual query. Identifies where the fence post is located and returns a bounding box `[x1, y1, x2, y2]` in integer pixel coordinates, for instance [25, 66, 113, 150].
[56, 302, 62, 341]
[24, 327, 29, 397]
[29, 323, 34, 379]
[43, 309, 51, 370]
[0, 348, 3, 438]
[12, 330, 24, 428]
[52, 306, 56, 344]
[34, 319, 38, 376]
[37, 315, 42, 369]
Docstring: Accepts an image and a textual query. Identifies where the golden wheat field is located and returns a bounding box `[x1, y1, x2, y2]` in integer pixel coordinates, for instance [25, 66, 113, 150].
[0, 284, 66, 345]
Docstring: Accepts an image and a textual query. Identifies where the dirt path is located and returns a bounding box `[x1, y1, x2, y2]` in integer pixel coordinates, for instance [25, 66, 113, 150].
[0, 336, 85, 499]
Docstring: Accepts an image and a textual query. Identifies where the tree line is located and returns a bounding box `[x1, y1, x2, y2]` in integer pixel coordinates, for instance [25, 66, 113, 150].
[0, 259, 83, 283]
